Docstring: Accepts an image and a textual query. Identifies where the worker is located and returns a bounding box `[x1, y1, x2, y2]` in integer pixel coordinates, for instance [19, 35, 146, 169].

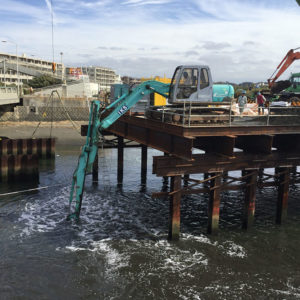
[256, 92, 266, 115]
[183, 71, 192, 85]
[238, 90, 247, 114]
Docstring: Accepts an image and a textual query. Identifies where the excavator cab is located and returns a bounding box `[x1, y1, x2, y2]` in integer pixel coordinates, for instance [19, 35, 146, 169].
[290, 73, 300, 91]
[168, 65, 213, 104]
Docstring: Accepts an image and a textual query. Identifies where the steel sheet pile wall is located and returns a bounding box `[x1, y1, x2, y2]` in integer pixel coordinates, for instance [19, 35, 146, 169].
[0, 138, 55, 182]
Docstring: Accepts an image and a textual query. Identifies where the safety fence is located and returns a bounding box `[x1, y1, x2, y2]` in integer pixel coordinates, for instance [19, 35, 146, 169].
[0, 106, 90, 122]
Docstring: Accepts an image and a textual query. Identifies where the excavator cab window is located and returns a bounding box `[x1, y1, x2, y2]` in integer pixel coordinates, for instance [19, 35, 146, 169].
[292, 76, 300, 89]
[169, 67, 181, 101]
[200, 68, 209, 89]
[176, 68, 198, 99]
[293, 77, 300, 85]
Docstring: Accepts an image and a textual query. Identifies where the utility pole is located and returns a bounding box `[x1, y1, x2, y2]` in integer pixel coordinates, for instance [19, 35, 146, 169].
[60, 52, 64, 82]
[3, 59, 6, 90]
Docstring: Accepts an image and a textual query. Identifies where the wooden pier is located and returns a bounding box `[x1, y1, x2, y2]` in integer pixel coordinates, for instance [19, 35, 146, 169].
[82, 112, 300, 240]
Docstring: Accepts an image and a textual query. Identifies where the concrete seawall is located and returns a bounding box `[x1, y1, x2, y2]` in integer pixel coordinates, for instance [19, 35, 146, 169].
[0, 95, 91, 122]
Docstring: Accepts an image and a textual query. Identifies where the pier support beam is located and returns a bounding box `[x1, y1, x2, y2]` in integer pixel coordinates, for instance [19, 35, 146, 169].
[168, 175, 182, 241]
[183, 174, 189, 187]
[141, 145, 147, 185]
[92, 153, 99, 184]
[208, 173, 222, 235]
[117, 136, 124, 184]
[276, 167, 290, 224]
[163, 152, 169, 185]
[243, 170, 258, 229]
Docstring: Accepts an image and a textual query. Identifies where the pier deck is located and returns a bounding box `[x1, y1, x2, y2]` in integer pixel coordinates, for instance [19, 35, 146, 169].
[82, 112, 300, 240]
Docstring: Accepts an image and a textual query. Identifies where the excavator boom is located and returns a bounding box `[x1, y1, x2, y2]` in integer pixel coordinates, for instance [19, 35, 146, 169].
[268, 48, 300, 88]
[68, 80, 169, 219]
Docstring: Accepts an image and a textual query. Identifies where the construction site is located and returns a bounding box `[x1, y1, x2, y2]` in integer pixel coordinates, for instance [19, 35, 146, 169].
[2, 1, 300, 299]
[0, 48, 299, 241]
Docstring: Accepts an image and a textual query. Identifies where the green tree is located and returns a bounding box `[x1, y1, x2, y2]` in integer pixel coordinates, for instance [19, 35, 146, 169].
[28, 75, 62, 88]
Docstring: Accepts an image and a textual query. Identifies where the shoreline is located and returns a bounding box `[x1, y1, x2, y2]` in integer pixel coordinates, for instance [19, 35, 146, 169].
[0, 121, 86, 146]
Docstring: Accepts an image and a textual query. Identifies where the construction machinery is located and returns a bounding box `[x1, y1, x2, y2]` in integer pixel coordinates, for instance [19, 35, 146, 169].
[68, 65, 234, 219]
[268, 48, 300, 105]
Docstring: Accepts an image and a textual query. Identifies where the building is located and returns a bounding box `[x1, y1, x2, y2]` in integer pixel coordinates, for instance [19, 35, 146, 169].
[66, 66, 121, 92]
[32, 79, 99, 99]
[0, 52, 63, 86]
[0, 52, 121, 95]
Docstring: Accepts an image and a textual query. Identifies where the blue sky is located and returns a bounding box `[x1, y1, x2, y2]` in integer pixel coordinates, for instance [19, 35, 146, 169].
[1, 0, 300, 82]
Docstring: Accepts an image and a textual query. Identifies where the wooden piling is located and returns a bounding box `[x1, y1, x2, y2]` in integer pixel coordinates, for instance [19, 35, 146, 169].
[93, 153, 99, 184]
[31, 139, 38, 155]
[0, 139, 11, 155]
[13, 155, 22, 179]
[11, 140, 18, 156]
[276, 167, 290, 224]
[38, 138, 48, 158]
[26, 154, 39, 180]
[0, 156, 8, 182]
[20, 139, 28, 155]
[117, 136, 124, 184]
[183, 174, 189, 187]
[168, 175, 182, 240]
[0, 138, 55, 183]
[208, 173, 222, 235]
[243, 170, 258, 229]
[141, 144, 147, 185]
[47, 138, 56, 158]
[163, 152, 169, 185]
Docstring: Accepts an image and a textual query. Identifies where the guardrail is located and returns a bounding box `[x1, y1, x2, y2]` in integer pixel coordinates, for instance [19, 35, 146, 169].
[142, 100, 300, 127]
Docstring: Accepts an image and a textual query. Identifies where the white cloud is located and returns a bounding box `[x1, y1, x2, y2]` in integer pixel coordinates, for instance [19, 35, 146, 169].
[1, 0, 300, 82]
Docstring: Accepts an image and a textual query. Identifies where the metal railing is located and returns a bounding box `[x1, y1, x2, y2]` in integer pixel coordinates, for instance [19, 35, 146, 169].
[143, 100, 300, 127]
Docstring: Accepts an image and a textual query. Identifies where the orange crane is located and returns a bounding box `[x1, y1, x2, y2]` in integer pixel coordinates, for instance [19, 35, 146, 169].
[268, 48, 300, 90]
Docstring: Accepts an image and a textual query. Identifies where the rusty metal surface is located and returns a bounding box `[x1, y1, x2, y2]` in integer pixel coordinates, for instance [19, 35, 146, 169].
[108, 120, 193, 160]
[81, 114, 300, 159]
[0, 154, 39, 182]
[0, 138, 55, 158]
[82, 113, 300, 139]
[112, 115, 300, 137]
[194, 136, 235, 157]
[153, 151, 300, 176]
[235, 135, 274, 154]
[0, 138, 55, 183]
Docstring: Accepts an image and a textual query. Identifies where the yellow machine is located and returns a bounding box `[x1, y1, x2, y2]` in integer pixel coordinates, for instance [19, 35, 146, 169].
[141, 75, 171, 106]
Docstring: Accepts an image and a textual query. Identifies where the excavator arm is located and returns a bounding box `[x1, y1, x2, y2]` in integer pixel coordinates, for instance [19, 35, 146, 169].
[68, 80, 169, 219]
[268, 48, 300, 88]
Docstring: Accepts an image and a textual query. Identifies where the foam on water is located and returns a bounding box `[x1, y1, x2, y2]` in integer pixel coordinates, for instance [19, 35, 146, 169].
[182, 233, 247, 258]
[18, 186, 70, 237]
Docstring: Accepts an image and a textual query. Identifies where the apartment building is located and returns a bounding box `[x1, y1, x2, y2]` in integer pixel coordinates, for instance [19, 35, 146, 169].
[0, 52, 63, 86]
[66, 66, 121, 91]
[0, 52, 121, 94]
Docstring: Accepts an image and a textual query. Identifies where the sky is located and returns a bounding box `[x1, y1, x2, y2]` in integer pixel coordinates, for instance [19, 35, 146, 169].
[0, 0, 300, 82]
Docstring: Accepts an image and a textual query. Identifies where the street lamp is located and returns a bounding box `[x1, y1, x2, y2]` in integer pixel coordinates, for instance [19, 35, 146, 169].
[60, 52, 64, 82]
[2, 40, 19, 95]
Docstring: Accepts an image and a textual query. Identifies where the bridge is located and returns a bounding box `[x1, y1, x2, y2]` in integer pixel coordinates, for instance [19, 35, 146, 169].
[0, 87, 19, 106]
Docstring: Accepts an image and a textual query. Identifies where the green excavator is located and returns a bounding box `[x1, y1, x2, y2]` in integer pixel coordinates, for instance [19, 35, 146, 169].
[68, 65, 232, 219]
